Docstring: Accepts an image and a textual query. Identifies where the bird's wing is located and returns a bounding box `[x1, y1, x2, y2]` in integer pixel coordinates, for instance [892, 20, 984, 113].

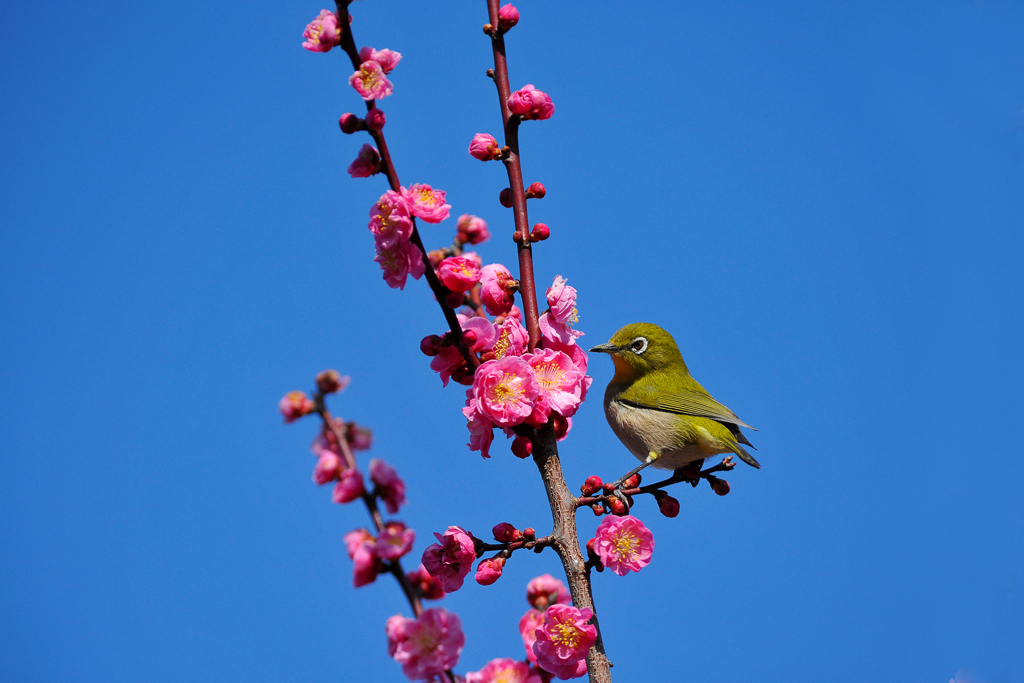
[620, 389, 757, 430]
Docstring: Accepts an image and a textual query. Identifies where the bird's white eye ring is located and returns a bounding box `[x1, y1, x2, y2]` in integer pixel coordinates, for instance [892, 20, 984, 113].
[631, 337, 648, 354]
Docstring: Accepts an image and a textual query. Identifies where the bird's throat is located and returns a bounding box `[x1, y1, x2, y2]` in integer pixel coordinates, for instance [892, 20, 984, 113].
[610, 355, 639, 386]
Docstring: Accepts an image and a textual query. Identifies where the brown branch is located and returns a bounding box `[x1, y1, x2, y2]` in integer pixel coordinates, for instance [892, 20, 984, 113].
[334, 0, 478, 371]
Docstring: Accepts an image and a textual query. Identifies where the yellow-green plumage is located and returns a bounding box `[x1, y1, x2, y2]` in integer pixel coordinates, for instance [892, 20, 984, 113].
[590, 322, 760, 472]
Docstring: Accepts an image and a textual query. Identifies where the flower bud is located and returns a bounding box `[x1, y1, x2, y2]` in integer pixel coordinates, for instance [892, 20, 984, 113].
[365, 108, 386, 131]
[581, 475, 603, 496]
[445, 291, 465, 308]
[315, 369, 349, 394]
[475, 557, 505, 585]
[279, 390, 315, 423]
[709, 475, 731, 496]
[523, 527, 535, 539]
[602, 482, 614, 493]
[526, 182, 546, 199]
[451, 365, 475, 386]
[499, 188, 513, 208]
[655, 491, 680, 517]
[339, 113, 361, 134]
[511, 436, 533, 459]
[530, 223, 550, 242]
[420, 334, 442, 356]
[492, 522, 520, 543]
[607, 497, 627, 516]
[591, 503, 605, 516]
[622, 473, 641, 489]
[312, 452, 341, 485]
[551, 413, 568, 439]
[497, 4, 519, 32]
[469, 133, 501, 161]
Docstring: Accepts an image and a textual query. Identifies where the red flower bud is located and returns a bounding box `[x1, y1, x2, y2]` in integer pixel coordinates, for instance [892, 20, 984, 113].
[523, 527, 535, 539]
[338, 113, 361, 134]
[530, 223, 550, 242]
[602, 482, 614, 493]
[315, 369, 348, 394]
[497, 3, 520, 32]
[581, 475, 603, 496]
[365, 108, 386, 131]
[499, 188, 513, 208]
[420, 335, 442, 356]
[462, 329, 477, 346]
[526, 182, 546, 199]
[511, 436, 533, 459]
[492, 522, 519, 543]
[608, 497, 627, 516]
[655, 491, 680, 517]
[709, 476, 731, 496]
[445, 291, 465, 308]
[622, 473, 642, 489]
[551, 413, 568, 439]
[591, 503, 605, 516]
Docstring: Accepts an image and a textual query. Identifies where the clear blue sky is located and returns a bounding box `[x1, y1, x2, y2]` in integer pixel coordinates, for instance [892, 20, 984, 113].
[2, 1, 1022, 681]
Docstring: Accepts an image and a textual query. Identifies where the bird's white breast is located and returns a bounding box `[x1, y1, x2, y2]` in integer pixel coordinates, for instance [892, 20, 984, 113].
[604, 397, 723, 471]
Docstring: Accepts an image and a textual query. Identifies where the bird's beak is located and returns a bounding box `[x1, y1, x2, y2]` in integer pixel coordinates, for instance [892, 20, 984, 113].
[588, 342, 619, 354]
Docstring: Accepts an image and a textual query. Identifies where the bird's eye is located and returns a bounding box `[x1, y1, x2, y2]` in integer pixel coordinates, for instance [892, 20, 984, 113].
[631, 337, 648, 354]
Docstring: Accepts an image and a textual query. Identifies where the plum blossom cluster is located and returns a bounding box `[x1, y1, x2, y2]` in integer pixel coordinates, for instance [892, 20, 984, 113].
[588, 515, 654, 576]
[387, 608, 465, 681]
[458, 275, 591, 458]
[366, 184, 454, 290]
[518, 574, 594, 680]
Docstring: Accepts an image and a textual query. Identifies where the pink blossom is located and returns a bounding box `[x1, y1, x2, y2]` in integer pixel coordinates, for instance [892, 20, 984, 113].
[402, 183, 451, 223]
[358, 46, 402, 74]
[278, 390, 314, 422]
[387, 608, 465, 681]
[462, 398, 495, 459]
[368, 190, 413, 249]
[526, 574, 571, 610]
[469, 133, 501, 161]
[456, 214, 491, 245]
[421, 526, 477, 593]
[349, 60, 394, 100]
[539, 311, 583, 347]
[546, 275, 578, 326]
[302, 10, 341, 52]
[543, 335, 590, 374]
[377, 521, 416, 560]
[406, 564, 445, 601]
[459, 251, 484, 268]
[461, 315, 497, 354]
[312, 452, 340, 485]
[497, 4, 520, 32]
[518, 608, 545, 665]
[532, 605, 597, 680]
[438, 256, 482, 293]
[475, 557, 505, 585]
[508, 84, 555, 121]
[374, 239, 426, 290]
[332, 468, 365, 503]
[523, 348, 587, 418]
[492, 316, 529, 360]
[344, 529, 382, 587]
[466, 658, 541, 683]
[479, 264, 516, 316]
[369, 459, 407, 513]
[592, 515, 654, 576]
[430, 345, 464, 388]
[505, 305, 523, 321]
[470, 356, 539, 428]
[347, 143, 381, 178]
[346, 422, 373, 451]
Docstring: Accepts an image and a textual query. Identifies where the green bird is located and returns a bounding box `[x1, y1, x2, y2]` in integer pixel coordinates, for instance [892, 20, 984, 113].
[589, 322, 760, 486]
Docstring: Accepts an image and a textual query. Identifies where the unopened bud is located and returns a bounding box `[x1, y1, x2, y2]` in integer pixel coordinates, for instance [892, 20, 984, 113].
[654, 490, 680, 517]
[462, 330, 477, 346]
[365, 108, 386, 131]
[511, 436, 533, 459]
[482, 22, 494, 34]
[522, 527, 535, 539]
[492, 522, 519, 543]
[451, 365, 474, 386]
[525, 182, 546, 199]
[530, 223, 550, 242]
[315, 369, 348, 394]
[591, 503, 605, 516]
[581, 475, 603, 496]
[709, 475, 731, 496]
[499, 188, 513, 208]
[608, 497, 627, 516]
[445, 291, 465, 308]
[622, 473, 642, 489]
[420, 335, 442, 356]
[551, 413, 568, 439]
[339, 113, 361, 134]
[497, 4, 520, 32]
[475, 557, 505, 586]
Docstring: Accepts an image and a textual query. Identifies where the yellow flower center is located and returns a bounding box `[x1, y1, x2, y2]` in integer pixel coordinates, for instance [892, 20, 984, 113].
[490, 373, 523, 404]
[494, 329, 512, 359]
[377, 203, 393, 232]
[416, 187, 438, 206]
[533, 360, 564, 391]
[413, 628, 440, 652]
[362, 67, 379, 89]
[612, 530, 639, 561]
[551, 622, 582, 648]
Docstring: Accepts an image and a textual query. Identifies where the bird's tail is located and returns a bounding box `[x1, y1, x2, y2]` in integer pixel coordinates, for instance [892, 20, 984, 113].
[733, 443, 761, 469]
